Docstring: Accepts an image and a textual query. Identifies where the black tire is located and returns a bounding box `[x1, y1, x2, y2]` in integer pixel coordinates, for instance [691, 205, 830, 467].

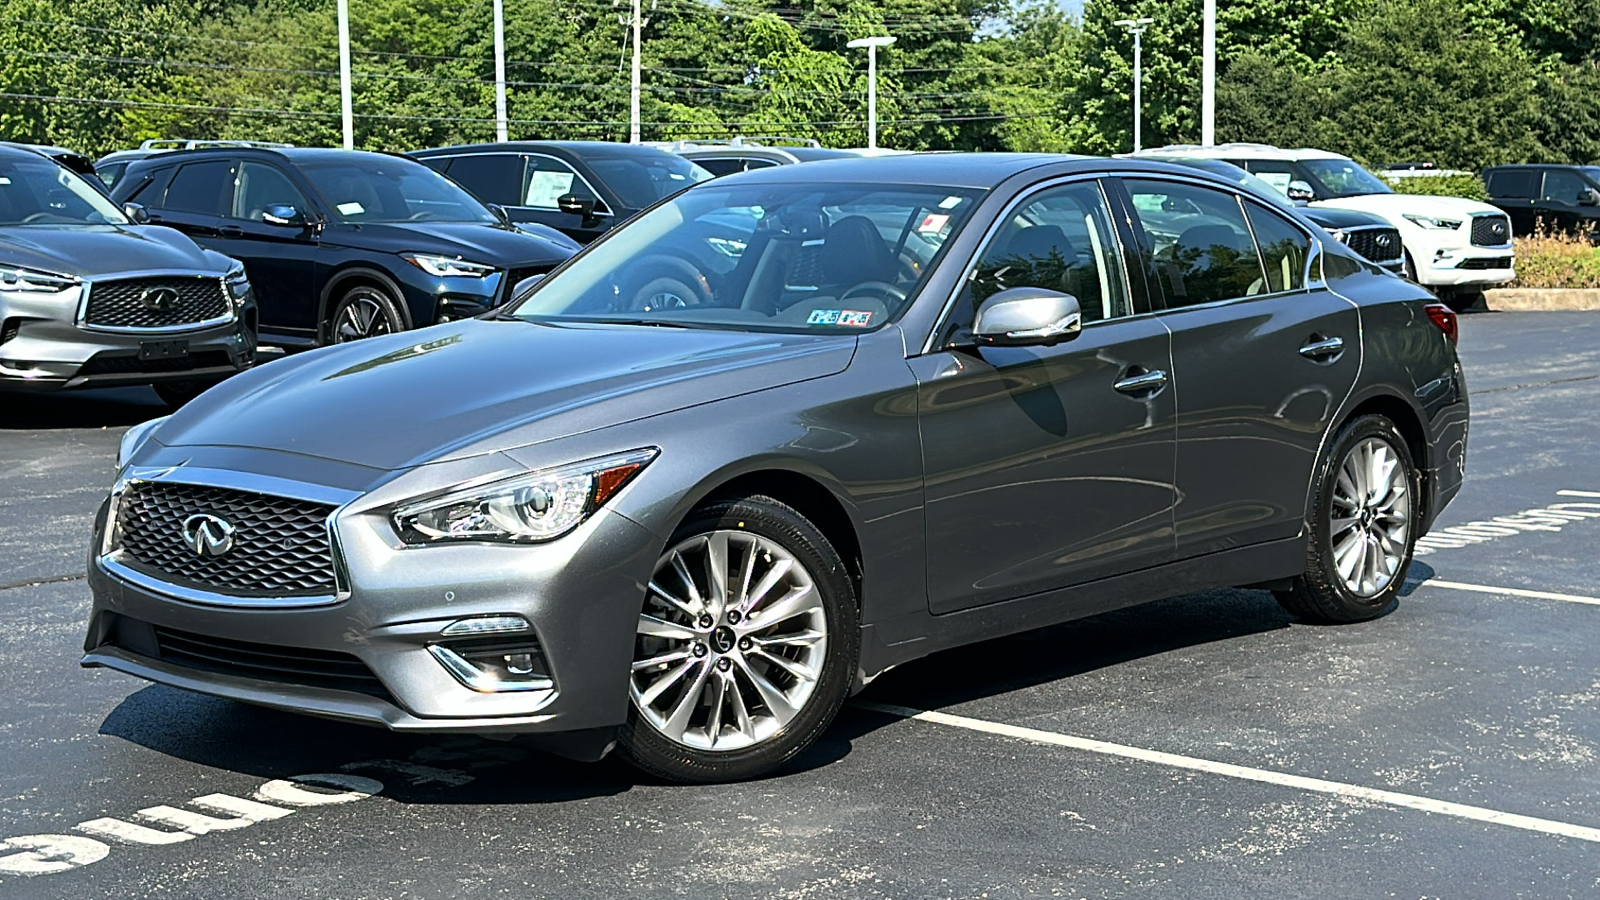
[1276, 414, 1419, 624]
[325, 284, 405, 344]
[628, 275, 705, 312]
[153, 377, 223, 408]
[1401, 250, 1418, 283]
[618, 495, 859, 783]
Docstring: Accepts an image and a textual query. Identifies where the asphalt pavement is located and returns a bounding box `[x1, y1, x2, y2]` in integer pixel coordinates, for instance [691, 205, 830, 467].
[2, 312, 1598, 898]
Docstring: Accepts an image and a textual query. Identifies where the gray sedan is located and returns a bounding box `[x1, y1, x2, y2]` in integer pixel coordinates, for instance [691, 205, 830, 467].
[85, 154, 1468, 782]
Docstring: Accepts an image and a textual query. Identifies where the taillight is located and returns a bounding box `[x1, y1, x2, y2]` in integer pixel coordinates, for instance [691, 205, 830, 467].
[1424, 302, 1458, 345]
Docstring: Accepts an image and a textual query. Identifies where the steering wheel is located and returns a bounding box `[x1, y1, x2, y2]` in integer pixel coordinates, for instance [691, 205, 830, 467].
[840, 281, 907, 304]
[21, 212, 56, 225]
[407, 211, 435, 221]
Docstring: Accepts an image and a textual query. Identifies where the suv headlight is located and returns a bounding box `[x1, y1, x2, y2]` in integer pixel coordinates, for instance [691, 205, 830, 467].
[393, 448, 657, 544]
[117, 416, 169, 469]
[402, 253, 496, 278]
[224, 261, 251, 306]
[1402, 214, 1463, 231]
[0, 265, 77, 293]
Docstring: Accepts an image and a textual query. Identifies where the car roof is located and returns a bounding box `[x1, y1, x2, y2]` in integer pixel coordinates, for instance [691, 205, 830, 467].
[1134, 143, 1349, 162]
[703, 152, 1129, 189]
[412, 141, 682, 160]
[121, 147, 417, 170]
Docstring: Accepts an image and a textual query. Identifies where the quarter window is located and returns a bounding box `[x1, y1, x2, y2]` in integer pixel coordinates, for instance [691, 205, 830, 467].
[1126, 179, 1264, 308]
[163, 160, 235, 215]
[1243, 201, 1311, 293]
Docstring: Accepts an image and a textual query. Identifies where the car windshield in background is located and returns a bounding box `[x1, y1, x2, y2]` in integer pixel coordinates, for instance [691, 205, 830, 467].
[1301, 158, 1394, 198]
[511, 181, 982, 334]
[301, 157, 497, 224]
[0, 155, 128, 227]
[1150, 158, 1299, 210]
[587, 155, 712, 208]
[1582, 167, 1600, 184]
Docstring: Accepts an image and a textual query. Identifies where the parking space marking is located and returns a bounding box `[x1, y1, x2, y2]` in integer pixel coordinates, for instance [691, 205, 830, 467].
[1413, 492, 1600, 556]
[1558, 490, 1600, 499]
[856, 702, 1600, 845]
[1411, 579, 1600, 607]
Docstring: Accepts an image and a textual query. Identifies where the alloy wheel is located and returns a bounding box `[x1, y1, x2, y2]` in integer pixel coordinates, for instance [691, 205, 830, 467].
[1329, 436, 1412, 597]
[630, 530, 829, 752]
[334, 292, 393, 342]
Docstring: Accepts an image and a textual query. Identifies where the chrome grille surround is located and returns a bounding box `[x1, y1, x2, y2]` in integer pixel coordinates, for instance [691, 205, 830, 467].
[1470, 213, 1512, 247]
[79, 272, 233, 333]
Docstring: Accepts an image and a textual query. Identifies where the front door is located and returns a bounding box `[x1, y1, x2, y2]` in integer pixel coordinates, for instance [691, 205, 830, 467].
[915, 179, 1178, 615]
[206, 160, 320, 334]
[1121, 177, 1362, 558]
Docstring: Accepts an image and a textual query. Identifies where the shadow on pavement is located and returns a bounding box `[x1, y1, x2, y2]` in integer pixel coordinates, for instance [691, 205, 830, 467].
[1, 386, 167, 430]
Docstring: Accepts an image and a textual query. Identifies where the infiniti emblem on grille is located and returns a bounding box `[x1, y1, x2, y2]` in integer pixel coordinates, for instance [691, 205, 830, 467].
[1375, 234, 1393, 248]
[1491, 222, 1507, 238]
[139, 286, 180, 311]
[181, 513, 236, 558]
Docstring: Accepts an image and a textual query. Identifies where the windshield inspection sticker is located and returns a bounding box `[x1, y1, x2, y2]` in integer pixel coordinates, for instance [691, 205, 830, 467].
[838, 310, 873, 327]
[807, 309, 842, 325]
[917, 213, 951, 234]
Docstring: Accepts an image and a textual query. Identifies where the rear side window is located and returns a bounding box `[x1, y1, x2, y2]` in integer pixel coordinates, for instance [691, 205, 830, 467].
[1486, 170, 1536, 199]
[692, 157, 743, 177]
[1125, 179, 1265, 308]
[1243, 201, 1310, 293]
[443, 153, 523, 206]
[163, 160, 234, 214]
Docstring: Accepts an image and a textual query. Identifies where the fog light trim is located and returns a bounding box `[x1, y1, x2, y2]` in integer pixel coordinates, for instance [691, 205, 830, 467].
[428, 644, 553, 693]
[439, 615, 530, 638]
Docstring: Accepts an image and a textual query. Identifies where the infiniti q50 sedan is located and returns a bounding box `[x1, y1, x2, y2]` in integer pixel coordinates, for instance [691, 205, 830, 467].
[84, 154, 1469, 783]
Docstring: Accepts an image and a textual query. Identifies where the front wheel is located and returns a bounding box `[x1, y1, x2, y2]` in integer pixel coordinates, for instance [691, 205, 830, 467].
[326, 284, 404, 344]
[619, 496, 859, 783]
[1276, 415, 1418, 623]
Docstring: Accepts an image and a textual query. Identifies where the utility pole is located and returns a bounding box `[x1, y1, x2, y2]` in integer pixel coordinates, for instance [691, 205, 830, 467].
[623, 0, 649, 143]
[493, 0, 508, 142]
[1201, 0, 1216, 146]
[337, 0, 353, 150]
[846, 35, 895, 150]
[1114, 18, 1154, 153]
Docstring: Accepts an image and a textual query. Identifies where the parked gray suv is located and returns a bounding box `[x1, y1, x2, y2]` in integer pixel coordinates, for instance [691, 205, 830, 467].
[86, 154, 1468, 782]
[0, 145, 256, 405]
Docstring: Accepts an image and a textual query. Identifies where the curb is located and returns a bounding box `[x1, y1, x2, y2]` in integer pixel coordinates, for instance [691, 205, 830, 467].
[1483, 289, 1600, 311]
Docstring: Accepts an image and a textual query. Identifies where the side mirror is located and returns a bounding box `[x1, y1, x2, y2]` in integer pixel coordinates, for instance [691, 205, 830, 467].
[972, 288, 1082, 347]
[557, 193, 598, 220]
[121, 202, 150, 224]
[486, 203, 512, 225]
[262, 204, 307, 227]
[1579, 189, 1600, 207]
[509, 274, 544, 303]
[1287, 180, 1316, 204]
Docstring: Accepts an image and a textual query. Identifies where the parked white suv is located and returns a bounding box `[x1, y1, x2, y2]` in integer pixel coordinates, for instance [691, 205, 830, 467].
[1136, 144, 1514, 295]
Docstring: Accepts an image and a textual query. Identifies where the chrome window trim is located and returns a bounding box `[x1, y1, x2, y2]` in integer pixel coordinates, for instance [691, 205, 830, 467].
[919, 174, 1134, 355]
[98, 466, 359, 609]
[75, 269, 238, 335]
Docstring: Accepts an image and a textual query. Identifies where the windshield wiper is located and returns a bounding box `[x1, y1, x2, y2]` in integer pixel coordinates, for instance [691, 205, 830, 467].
[569, 317, 694, 329]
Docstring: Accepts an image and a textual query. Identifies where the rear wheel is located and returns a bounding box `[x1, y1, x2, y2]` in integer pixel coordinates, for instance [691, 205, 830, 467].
[326, 284, 404, 344]
[1276, 415, 1418, 623]
[619, 495, 858, 783]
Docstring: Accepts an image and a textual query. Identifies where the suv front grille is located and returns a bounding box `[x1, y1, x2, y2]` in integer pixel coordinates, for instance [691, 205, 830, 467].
[1343, 227, 1404, 263]
[84, 276, 229, 330]
[150, 624, 392, 700]
[117, 482, 339, 597]
[1470, 214, 1512, 247]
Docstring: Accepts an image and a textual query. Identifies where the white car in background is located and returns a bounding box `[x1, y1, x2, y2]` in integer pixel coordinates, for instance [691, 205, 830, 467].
[1137, 144, 1514, 297]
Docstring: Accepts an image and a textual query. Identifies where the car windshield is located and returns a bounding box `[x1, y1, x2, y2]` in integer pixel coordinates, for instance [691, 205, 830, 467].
[301, 156, 497, 224]
[510, 181, 982, 333]
[586, 154, 712, 209]
[0, 155, 127, 226]
[1301, 158, 1394, 198]
[1582, 167, 1600, 184]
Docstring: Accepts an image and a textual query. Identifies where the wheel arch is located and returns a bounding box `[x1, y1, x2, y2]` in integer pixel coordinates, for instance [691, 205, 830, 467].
[317, 266, 414, 342]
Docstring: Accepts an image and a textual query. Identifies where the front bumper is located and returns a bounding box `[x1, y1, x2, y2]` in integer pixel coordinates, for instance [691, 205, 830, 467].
[82, 471, 662, 738]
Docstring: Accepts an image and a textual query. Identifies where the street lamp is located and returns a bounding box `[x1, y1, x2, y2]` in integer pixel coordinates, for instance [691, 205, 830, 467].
[1113, 18, 1154, 154]
[846, 35, 896, 150]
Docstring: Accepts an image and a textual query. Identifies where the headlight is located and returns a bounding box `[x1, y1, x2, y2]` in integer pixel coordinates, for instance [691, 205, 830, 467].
[1327, 229, 1347, 244]
[402, 253, 497, 278]
[224, 261, 251, 305]
[1402, 214, 1463, 231]
[393, 448, 657, 544]
[117, 416, 169, 469]
[0, 265, 77, 293]
[706, 237, 747, 258]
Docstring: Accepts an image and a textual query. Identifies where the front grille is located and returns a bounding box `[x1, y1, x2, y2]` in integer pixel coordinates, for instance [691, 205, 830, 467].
[84, 276, 229, 330]
[77, 350, 233, 377]
[150, 624, 392, 700]
[1458, 256, 1513, 270]
[0, 317, 19, 346]
[500, 265, 553, 303]
[117, 482, 339, 597]
[1470, 214, 1512, 246]
[1343, 228, 1404, 263]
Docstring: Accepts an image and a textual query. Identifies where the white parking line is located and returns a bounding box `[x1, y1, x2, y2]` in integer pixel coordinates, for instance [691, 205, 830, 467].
[1557, 490, 1600, 499]
[856, 702, 1600, 845]
[1410, 579, 1600, 607]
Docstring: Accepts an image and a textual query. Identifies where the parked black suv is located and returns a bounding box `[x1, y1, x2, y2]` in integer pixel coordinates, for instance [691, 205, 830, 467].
[410, 142, 711, 244]
[110, 148, 577, 348]
[1483, 165, 1600, 242]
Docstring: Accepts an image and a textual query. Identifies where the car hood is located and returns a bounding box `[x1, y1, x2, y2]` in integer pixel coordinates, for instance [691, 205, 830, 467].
[326, 221, 574, 267]
[1313, 193, 1503, 220]
[154, 319, 857, 470]
[0, 224, 224, 277]
[1299, 207, 1392, 230]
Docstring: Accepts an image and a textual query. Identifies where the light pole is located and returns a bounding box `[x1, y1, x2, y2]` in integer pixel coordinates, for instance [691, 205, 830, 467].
[493, 0, 507, 142]
[1202, 0, 1215, 145]
[846, 35, 895, 150]
[336, 0, 353, 150]
[1113, 18, 1154, 154]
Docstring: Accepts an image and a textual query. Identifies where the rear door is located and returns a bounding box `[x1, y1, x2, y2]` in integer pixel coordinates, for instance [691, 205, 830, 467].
[913, 178, 1178, 614]
[513, 154, 613, 243]
[1119, 176, 1361, 559]
[207, 160, 321, 334]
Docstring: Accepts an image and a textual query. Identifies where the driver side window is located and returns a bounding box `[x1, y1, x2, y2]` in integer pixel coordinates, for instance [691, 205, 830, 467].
[231, 162, 308, 222]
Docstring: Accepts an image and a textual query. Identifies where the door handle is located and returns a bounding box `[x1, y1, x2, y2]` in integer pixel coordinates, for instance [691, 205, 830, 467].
[1299, 335, 1344, 360]
[218, 224, 244, 237]
[1113, 368, 1169, 395]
